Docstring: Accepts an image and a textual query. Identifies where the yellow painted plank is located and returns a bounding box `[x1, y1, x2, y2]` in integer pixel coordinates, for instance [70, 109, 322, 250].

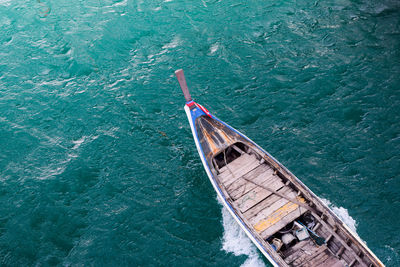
[253, 197, 305, 233]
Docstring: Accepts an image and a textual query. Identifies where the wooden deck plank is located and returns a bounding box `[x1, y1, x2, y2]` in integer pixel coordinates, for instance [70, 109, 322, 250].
[253, 196, 305, 234]
[340, 250, 354, 266]
[259, 204, 307, 239]
[284, 240, 311, 263]
[243, 186, 292, 220]
[250, 197, 291, 227]
[219, 153, 257, 175]
[313, 254, 339, 267]
[309, 249, 330, 263]
[329, 238, 341, 255]
[220, 163, 261, 186]
[284, 240, 332, 267]
[218, 154, 260, 185]
[229, 167, 276, 200]
[248, 189, 297, 225]
[226, 164, 272, 196]
[235, 179, 285, 213]
[305, 248, 330, 265]
[225, 163, 270, 193]
[321, 257, 345, 267]
[301, 251, 330, 267]
[284, 240, 319, 264]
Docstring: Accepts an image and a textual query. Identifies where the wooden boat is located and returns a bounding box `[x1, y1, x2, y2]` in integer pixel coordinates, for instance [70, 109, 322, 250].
[175, 69, 384, 267]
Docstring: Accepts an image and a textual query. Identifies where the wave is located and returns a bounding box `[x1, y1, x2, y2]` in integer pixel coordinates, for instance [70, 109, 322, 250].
[320, 198, 358, 234]
[218, 198, 266, 267]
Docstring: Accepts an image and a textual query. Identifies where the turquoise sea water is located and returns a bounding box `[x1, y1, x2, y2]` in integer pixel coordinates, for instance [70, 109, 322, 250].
[0, 0, 399, 265]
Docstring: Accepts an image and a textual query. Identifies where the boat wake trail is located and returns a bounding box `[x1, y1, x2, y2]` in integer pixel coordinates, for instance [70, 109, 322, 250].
[219, 199, 266, 267]
[321, 198, 358, 234]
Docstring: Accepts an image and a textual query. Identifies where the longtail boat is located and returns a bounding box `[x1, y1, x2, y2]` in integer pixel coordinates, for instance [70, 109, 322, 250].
[175, 69, 384, 267]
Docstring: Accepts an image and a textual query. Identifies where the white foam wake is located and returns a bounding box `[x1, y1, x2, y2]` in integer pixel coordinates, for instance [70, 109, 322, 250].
[320, 198, 358, 234]
[219, 198, 266, 267]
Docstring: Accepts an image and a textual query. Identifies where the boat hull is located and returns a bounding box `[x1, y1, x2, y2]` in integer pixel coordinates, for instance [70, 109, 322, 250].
[184, 104, 384, 267]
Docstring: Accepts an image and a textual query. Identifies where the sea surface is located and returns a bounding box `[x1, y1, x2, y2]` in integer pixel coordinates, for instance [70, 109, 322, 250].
[0, 0, 399, 266]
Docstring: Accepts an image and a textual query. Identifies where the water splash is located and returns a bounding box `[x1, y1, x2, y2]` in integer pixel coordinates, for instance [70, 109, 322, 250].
[219, 198, 266, 267]
[321, 198, 358, 234]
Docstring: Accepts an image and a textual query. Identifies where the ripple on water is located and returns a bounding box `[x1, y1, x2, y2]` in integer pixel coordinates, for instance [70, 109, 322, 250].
[0, 0, 399, 265]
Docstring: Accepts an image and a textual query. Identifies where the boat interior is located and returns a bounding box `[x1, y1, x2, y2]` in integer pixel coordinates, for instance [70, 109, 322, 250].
[194, 115, 380, 267]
